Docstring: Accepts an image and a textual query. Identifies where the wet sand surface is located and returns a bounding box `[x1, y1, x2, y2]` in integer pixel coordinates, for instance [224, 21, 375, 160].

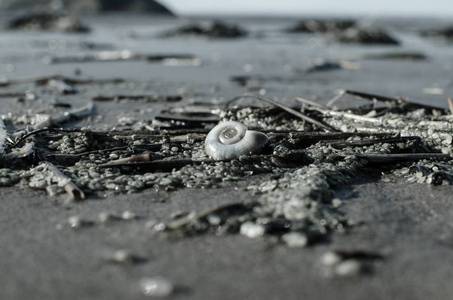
[1, 14, 453, 299]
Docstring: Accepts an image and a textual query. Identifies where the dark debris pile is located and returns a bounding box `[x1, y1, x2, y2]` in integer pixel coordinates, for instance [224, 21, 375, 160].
[286, 19, 356, 33]
[421, 27, 453, 41]
[161, 20, 247, 39]
[286, 18, 399, 45]
[7, 13, 90, 33]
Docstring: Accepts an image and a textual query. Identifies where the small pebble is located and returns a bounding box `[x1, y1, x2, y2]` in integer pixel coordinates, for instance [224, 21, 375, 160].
[122, 210, 137, 220]
[99, 212, 120, 223]
[335, 259, 362, 276]
[331, 198, 343, 208]
[240, 222, 265, 238]
[68, 216, 84, 228]
[321, 251, 343, 267]
[139, 276, 174, 297]
[207, 214, 222, 226]
[154, 223, 166, 231]
[281, 232, 308, 248]
[111, 250, 137, 264]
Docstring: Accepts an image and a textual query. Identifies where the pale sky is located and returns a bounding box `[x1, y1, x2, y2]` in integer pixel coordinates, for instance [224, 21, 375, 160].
[158, 0, 453, 17]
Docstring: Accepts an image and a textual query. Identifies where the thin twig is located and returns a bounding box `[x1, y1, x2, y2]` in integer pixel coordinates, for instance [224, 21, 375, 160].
[0, 74, 125, 87]
[345, 90, 401, 104]
[328, 136, 421, 149]
[226, 94, 339, 132]
[98, 159, 199, 173]
[10, 128, 83, 148]
[345, 153, 451, 163]
[326, 90, 346, 108]
[44, 161, 85, 201]
[345, 89, 447, 113]
[448, 98, 453, 115]
[318, 109, 381, 123]
[100, 153, 153, 167]
[295, 96, 330, 109]
[92, 95, 182, 102]
[0, 119, 7, 155]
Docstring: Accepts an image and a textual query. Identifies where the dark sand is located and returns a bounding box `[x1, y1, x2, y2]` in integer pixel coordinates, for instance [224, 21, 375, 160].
[1, 14, 453, 299]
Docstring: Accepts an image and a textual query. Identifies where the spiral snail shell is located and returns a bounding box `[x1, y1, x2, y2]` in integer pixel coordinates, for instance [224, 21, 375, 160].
[205, 121, 269, 161]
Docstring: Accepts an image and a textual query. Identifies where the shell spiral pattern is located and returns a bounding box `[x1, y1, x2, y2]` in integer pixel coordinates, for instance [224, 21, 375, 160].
[205, 121, 269, 161]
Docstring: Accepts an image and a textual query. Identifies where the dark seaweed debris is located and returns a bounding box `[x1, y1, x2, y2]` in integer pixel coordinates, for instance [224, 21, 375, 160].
[333, 27, 399, 45]
[161, 20, 247, 39]
[7, 13, 90, 33]
[421, 27, 453, 41]
[286, 18, 398, 45]
[286, 19, 356, 33]
[361, 52, 427, 61]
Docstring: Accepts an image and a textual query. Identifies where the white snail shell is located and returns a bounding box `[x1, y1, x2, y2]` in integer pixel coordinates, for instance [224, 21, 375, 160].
[205, 121, 269, 161]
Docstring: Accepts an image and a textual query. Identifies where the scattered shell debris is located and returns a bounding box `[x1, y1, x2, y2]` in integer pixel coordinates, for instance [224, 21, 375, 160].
[1, 89, 453, 245]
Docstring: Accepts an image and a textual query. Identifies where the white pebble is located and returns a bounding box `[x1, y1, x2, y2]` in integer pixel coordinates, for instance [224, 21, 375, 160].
[240, 222, 265, 238]
[335, 259, 362, 276]
[111, 250, 135, 264]
[122, 210, 137, 220]
[98, 212, 119, 223]
[139, 277, 174, 297]
[281, 232, 308, 248]
[321, 251, 342, 267]
[68, 216, 83, 228]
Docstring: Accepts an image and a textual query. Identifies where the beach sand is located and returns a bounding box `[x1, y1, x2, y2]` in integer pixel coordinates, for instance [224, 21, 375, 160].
[1, 14, 453, 299]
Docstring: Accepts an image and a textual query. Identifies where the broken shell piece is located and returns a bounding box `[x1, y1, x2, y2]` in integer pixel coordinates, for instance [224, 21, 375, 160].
[139, 276, 174, 297]
[205, 121, 268, 161]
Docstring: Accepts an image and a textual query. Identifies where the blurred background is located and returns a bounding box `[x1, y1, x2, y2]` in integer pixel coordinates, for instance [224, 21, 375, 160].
[160, 0, 453, 17]
[0, 0, 452, 17]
